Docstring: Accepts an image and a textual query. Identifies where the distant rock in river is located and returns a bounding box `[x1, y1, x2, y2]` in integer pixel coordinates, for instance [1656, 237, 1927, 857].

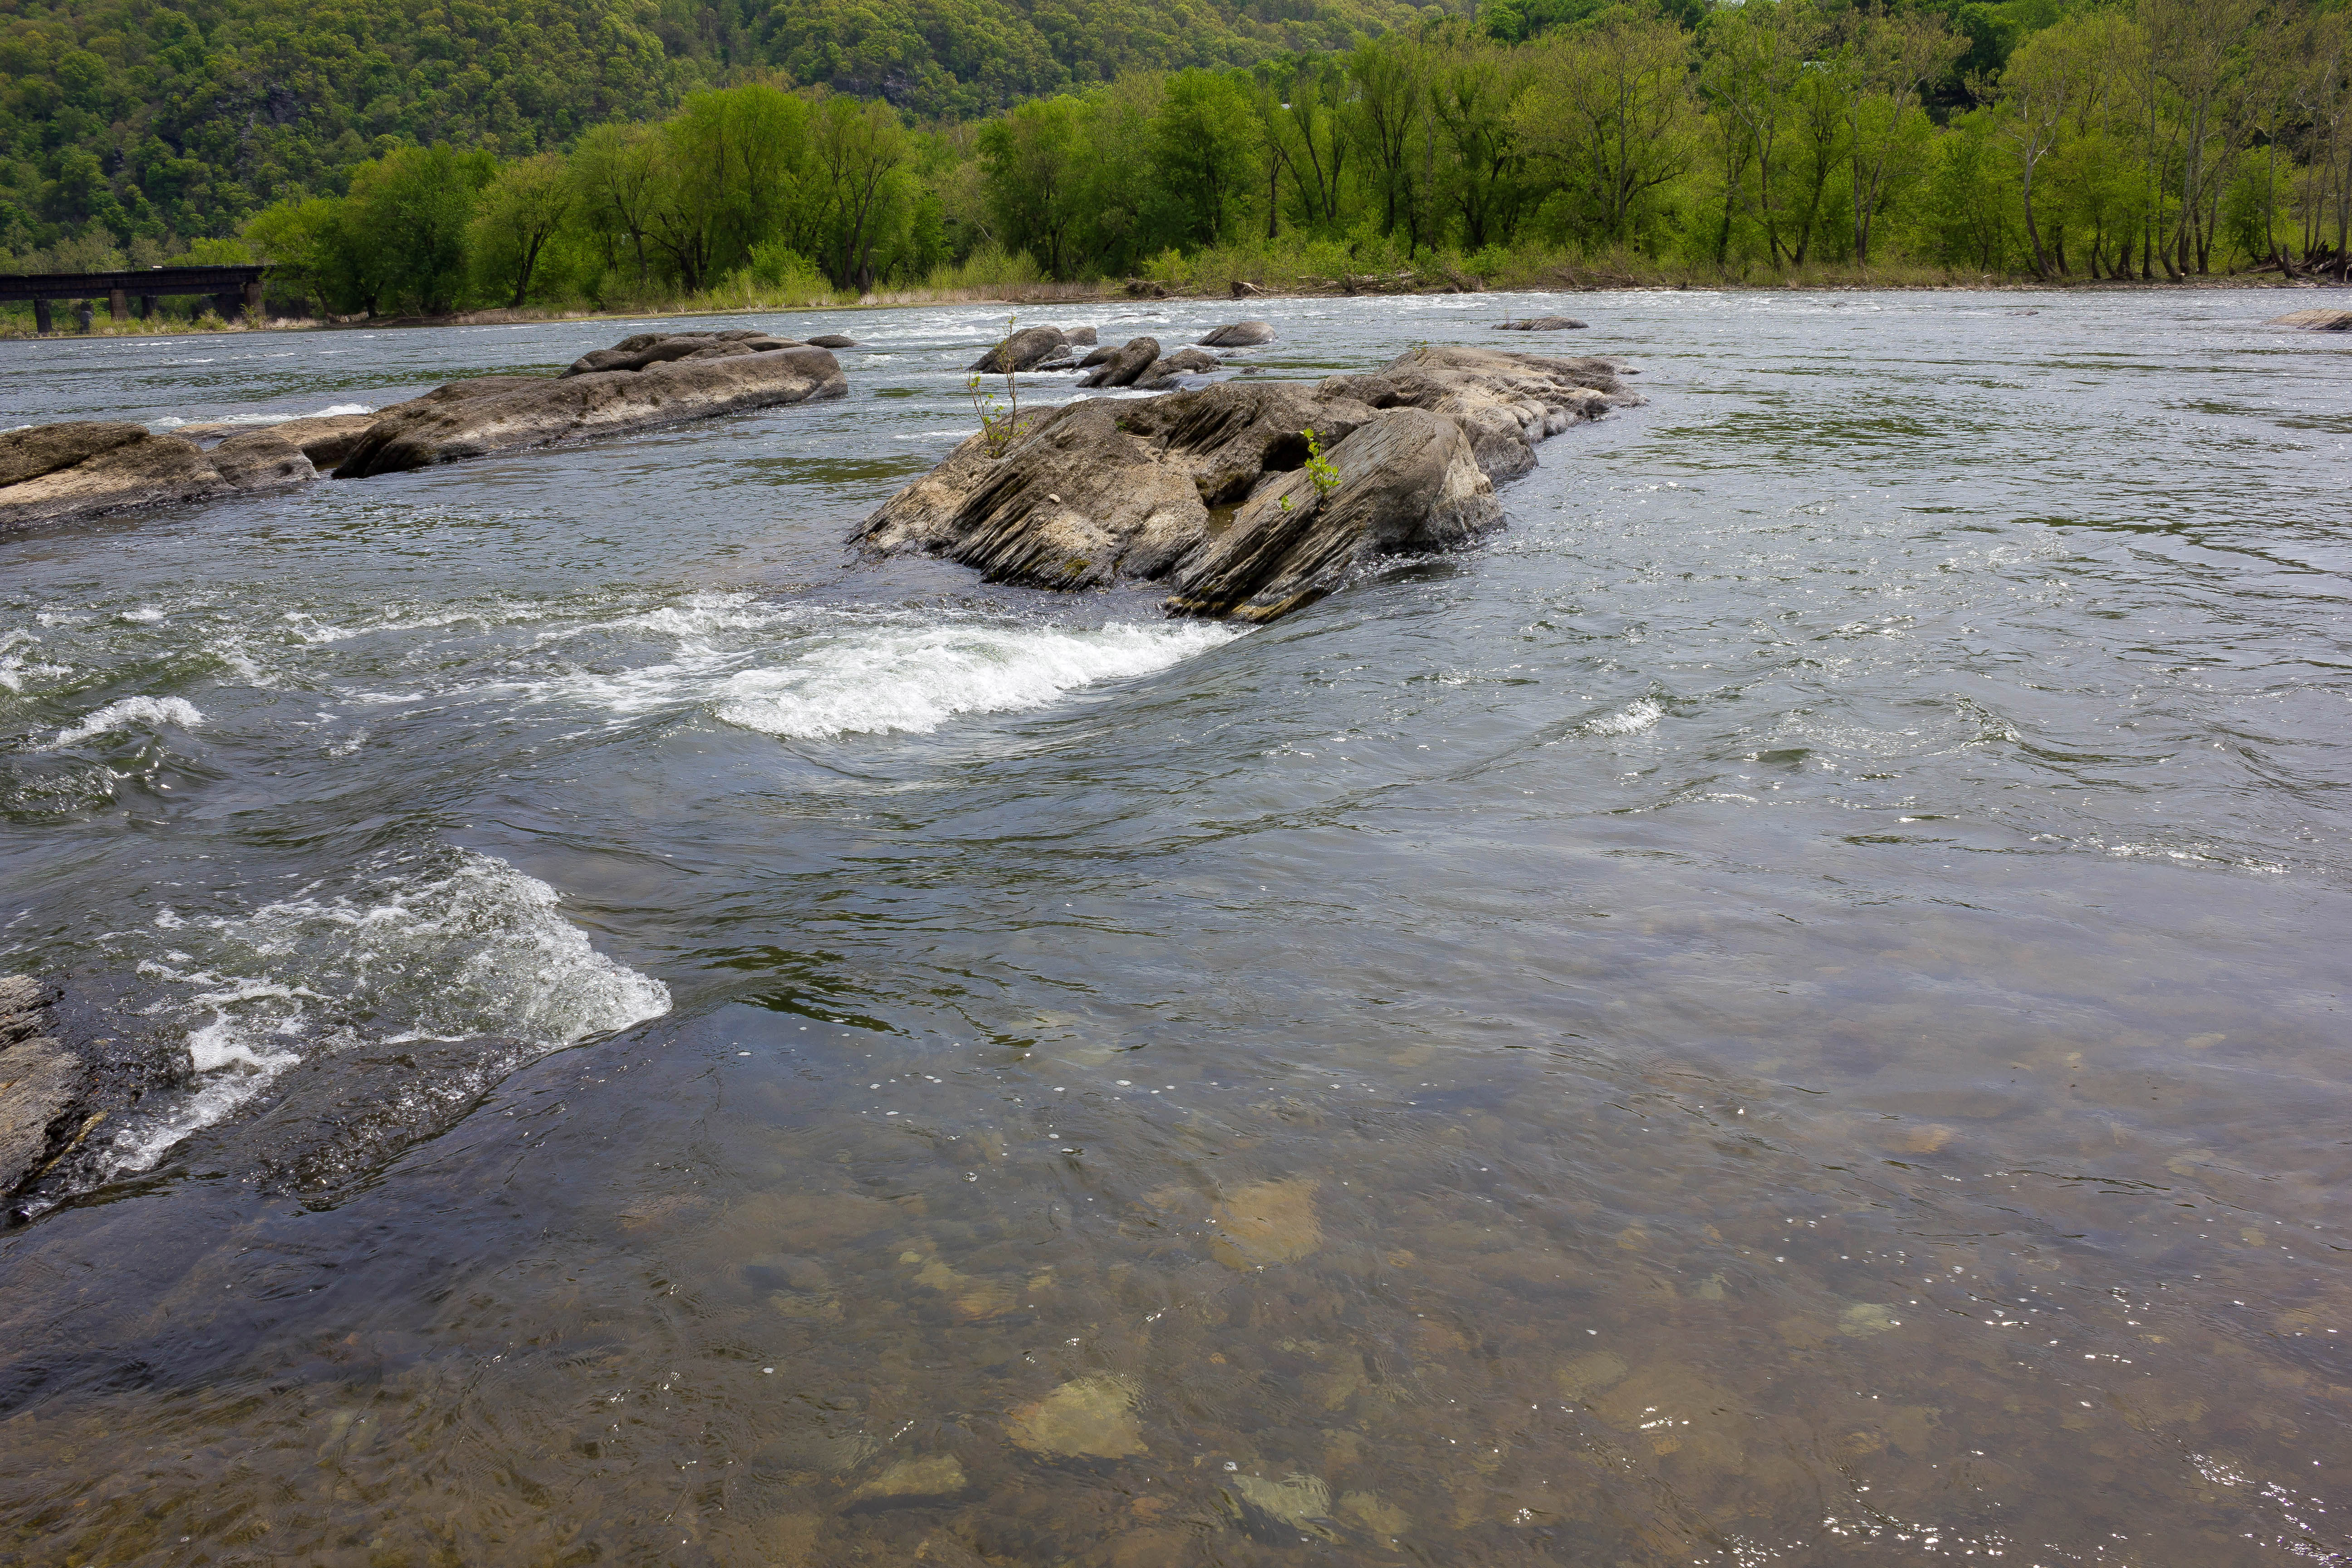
[2269, 309, 2352, 331]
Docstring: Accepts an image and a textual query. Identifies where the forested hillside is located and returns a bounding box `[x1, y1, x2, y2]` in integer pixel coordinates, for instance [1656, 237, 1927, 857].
[0, 0, 1420, 261]
[1, 0, 2347, 301]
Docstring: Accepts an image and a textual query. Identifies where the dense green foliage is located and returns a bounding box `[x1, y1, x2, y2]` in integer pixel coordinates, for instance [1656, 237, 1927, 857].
[0, 0, 1421, 262]
[4, 0, 2346, 301]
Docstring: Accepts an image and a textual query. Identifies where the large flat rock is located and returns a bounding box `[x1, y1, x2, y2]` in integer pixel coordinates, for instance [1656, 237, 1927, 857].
[335, 345, 846, 477]
[0, 425, 314, 533]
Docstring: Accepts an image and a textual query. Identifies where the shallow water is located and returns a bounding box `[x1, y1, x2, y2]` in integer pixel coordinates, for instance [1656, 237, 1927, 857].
[2, 289, 2350, 1565]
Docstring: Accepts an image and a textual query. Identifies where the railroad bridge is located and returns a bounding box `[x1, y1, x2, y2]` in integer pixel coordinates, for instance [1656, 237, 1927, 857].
[0, 265, 268, 333]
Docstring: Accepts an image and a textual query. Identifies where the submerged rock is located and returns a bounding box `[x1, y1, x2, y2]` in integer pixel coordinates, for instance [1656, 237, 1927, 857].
[2269, 308, 2352, 331]
[1494, 315, 1588, 331]
[333, 342, 846, 477]
[0, 423, 314, 532]
[855, 346, 1640, 622]
[1199, 319, 1275, 347]
[849, 1453, 970, 1503]
[1008, 1376, 1146, 1459]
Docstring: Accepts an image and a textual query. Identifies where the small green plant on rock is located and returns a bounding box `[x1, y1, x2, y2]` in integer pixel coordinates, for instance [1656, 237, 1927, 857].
[970, 313, 1022, 457]
[1302, 427, 1341, 499]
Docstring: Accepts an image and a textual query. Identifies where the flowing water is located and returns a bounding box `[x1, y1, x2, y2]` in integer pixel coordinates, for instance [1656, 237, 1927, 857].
[1, 289, 2349, 1566]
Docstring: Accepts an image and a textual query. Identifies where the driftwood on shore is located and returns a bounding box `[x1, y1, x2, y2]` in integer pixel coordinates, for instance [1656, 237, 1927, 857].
[855, 345, 1642, 623]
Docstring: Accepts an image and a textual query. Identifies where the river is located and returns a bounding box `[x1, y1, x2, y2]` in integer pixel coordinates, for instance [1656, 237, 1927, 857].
[1, 288, 2348, 1565]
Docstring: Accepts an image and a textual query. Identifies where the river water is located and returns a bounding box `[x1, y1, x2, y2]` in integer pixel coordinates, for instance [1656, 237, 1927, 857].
[1, 288, 2348, 1565]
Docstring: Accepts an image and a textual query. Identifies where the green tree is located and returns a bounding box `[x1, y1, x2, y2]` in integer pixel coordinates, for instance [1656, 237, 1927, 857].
[471, 152, 571, 307]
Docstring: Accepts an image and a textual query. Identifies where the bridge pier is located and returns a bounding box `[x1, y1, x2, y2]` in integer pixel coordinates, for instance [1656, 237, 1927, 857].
[33, 299, 51, 334]
[212, 291, 241, 323]
[74, 300, 93, 333]
[242, 279, 264, 320]
[138, 295, 157, 321]
[108, 287, 127, 323]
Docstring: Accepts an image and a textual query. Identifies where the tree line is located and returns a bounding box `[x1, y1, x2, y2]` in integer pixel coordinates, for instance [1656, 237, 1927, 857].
[15, 0, 2352, 308]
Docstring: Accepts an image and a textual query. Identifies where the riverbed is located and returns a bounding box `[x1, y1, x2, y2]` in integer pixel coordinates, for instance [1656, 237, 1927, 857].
[2, 289, 2349, 1565]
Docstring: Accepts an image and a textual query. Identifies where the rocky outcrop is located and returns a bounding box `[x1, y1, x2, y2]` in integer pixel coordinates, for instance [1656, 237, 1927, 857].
[1078, 337, 1162, 388]
[2269, 308, 2352, 331]
[333, 341, 845, 477]
[1494, 316, 1588, 331]
[1164, 407, 1496, 622]
[0, 424, 314, 532]
[855, 347, 1641, 622]
[1, 330, 851, 529]
[1200, 320, 1276, 347]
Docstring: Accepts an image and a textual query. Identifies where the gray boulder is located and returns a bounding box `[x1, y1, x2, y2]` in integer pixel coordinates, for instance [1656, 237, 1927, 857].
[2269, 309, 2352, 331]
[805, 333, 859, 348]
[1066, 326, 1098, 346]
[1137, 346, 1223, 388]
[335, 344, 846, 477]
[1494, 316, 1588, 331]
[968, 325, 1069, 374]
[1076, 337, 1162, 388]
[0, 424, 314, 533]
[1199, 320, 1275, 347]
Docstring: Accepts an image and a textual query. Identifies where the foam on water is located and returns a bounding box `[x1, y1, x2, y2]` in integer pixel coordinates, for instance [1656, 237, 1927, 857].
[105, 847, 670, 1173]
[151, 402, 375, 431]
[49, 695, 206, 747]
[1583, 697, 1664, 737]
[717, 619, 1240, 740]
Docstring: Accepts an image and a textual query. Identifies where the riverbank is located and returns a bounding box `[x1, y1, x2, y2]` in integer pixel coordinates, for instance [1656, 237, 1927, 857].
[3, 265, 2342, 341]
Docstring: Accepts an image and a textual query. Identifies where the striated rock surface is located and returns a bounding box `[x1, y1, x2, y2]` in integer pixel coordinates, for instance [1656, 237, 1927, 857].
[1200, 320, 1276, 347]
[334, 342, 845, 477]
[0, 424, 314, 532]
[0, 976, 86, 1200]
[1164, 407, 1497, 622]
[856, 346, 1641, 623]
[1494, 315, 1588, 331]
[2269, 308, 2352, 331]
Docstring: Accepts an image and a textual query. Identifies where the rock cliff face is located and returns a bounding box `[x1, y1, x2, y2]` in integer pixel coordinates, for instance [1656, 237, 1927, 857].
[334, 339, 845, 477]
[854, 346, 1641, 622]
[0, 423, 314, 533]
